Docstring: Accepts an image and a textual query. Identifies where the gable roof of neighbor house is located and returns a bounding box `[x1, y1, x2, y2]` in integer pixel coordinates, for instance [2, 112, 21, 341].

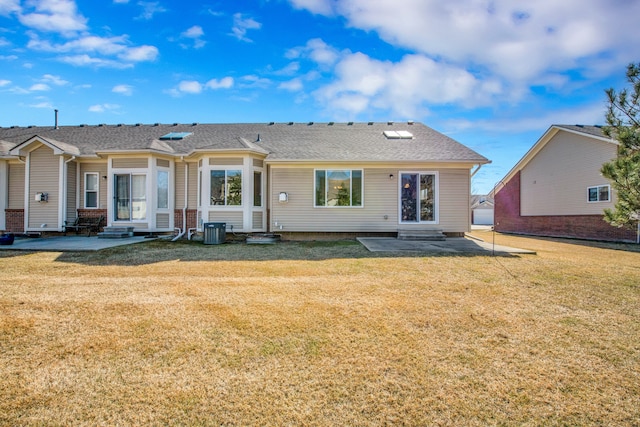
[0, 122, 489, 164]
[470, 195, 494, 210]
[492, 124, 615, 196]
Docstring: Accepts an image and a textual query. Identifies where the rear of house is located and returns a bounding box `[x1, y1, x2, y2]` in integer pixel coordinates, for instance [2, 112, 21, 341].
[494, 125, 637, 242]
[1, 122, 489, 239]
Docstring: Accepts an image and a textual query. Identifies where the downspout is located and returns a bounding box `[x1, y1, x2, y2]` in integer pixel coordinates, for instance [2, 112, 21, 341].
[470, 164, 483, 178]
[62, 156, 76, 228]
[172, 158, 188, 241]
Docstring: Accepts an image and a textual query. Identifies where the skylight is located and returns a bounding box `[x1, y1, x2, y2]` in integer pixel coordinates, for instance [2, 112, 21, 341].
[383, 130, 413, 139]
[159, 132, 192, 140]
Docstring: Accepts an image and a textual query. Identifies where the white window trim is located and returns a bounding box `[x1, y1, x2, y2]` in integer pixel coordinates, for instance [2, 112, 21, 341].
[209, 168, 244, 207]
[84, 172, 99, 209]
[399, 171, 439, 224]
[587, 184, 610, 203]
[313, 168, 364, 208]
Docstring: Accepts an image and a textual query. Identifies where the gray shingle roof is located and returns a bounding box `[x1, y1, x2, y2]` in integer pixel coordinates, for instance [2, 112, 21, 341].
[553, 124, 608, 139]
[0, 122, 489, 163]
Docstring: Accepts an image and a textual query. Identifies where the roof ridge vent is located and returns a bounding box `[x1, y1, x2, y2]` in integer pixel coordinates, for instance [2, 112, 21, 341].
[387, 121, 394, 125]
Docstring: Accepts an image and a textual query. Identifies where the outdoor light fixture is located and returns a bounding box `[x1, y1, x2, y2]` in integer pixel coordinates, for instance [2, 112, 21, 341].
[389, 173, 394, 180]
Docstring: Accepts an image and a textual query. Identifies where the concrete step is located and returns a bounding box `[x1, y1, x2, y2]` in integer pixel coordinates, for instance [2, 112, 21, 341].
[98, 226, 134, 239]
[397, 229, 446, 241]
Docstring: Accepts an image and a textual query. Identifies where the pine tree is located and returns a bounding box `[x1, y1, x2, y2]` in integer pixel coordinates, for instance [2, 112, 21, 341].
[601, 63, 640, 234]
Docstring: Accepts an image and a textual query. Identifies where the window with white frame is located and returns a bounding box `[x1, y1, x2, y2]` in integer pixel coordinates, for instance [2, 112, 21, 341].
[210, 169, 242, 206]
[84, 172, 99, 208]
[315, 169, 363, 207]
[157, 170, 169, 209]
[588, 185, 610, 202]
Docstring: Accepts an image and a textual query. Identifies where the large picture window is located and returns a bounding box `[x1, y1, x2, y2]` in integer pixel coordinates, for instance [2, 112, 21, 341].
[400, 172, 437, 223]
[114, 174, 146, 221]
[211, 170, 242, 206]
[84, 172, 98, 208]
[315, 169, 363, 207]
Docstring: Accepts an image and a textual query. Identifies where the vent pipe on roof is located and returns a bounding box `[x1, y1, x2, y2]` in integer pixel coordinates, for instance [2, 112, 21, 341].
[54, 109, 59, 129]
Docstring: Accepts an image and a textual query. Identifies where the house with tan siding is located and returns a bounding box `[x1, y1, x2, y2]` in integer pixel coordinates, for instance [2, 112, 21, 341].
[494, 124, 637, 242]
[0, 122, 489, 239]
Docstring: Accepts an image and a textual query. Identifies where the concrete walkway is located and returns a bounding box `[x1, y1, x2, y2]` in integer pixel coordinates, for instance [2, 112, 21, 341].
[0, 235, 157, 252]
[357, 236, 535, 255]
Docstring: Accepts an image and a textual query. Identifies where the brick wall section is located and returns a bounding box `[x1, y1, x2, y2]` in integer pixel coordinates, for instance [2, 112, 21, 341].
[5, 209, 24, 233]
[174, 209, 198, 231]
[495, 171, 637, 243]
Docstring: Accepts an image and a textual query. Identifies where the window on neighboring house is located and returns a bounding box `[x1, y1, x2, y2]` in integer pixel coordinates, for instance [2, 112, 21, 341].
[588, 185, 610, 202]
[210, 170, 242, 206]
[84, 172, 98, 208]
[157, 170, 169, 209]
[253, 171, 262, 207]
[315, 169, 363, 207]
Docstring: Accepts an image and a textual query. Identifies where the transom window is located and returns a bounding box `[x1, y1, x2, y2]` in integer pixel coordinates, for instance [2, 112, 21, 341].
[211, 170, 242, 206]
[315, 170, 363, 207]
[588, 185, 610, 202]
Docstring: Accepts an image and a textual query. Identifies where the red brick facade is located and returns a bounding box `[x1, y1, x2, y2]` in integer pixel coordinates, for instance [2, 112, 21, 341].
[174, 209, 198, 231]
[4, 209, 24, 233]
[495, 171, 637, 243]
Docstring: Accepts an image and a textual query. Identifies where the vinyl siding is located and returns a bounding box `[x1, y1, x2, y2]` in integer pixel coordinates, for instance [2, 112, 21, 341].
[156, 213, 170, 228]
[80, 163, 108, 209]
[28, 145, 59, 229]
[270, 166, 471, 233]
[208, 210, 243, 230]
[209, 157, 242, 166]
[521, 131, 616, 216]
[8, 163, 25, 209]
[112, 158, 148, 168]
[175, 162, 198, 210]
[438, 169, 471, 232]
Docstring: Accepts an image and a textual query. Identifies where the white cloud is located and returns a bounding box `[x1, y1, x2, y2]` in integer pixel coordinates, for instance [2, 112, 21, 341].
[18, 0, 88, 35]
[112, 84, 133, 95]
[88, 103, 120, 113]
[180, 25, 206, 49]
[113, 0, 129, 3]
[288, 0, 334, 15]
[287, 38, 339, 67]
[206, 77, 234, 89]
[0, 79, 11, 86]
[28, 33, 159, 66]
[313, 51, 502, 118]
[230, 13, 261, 42]
[118, 45, 158, 62]
[240, 74, 271, 89]
[178, 80, 203, 94]
[0, 54, 18, 60]
[0, 0, 20, 15]
[292, 0, 640, 88]
[30, 101, 54, 109]
[29, 83, 50, 91]
[136, 1, 166, 20]
[41, 74, 68, 86]
[278, 78, 303, 92]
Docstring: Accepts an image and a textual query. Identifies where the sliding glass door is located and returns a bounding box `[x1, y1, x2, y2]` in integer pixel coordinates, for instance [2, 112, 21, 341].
[114, 174, 146, 221]
[400, 172, 437, 223]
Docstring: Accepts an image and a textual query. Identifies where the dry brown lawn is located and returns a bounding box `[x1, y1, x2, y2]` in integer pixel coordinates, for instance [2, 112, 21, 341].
[1, 232, 639, 426]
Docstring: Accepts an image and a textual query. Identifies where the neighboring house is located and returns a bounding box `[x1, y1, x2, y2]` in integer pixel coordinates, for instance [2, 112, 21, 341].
[493, 124, 636, 243]
[470, 195, 494, 225]
[0, 122, 489, 238]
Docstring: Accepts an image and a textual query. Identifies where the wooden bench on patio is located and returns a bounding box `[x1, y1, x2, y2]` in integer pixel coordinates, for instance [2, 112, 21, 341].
[63, 215, 104, 237]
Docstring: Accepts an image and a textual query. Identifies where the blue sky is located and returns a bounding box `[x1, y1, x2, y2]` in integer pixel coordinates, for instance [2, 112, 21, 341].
[1, 0, 639, 193]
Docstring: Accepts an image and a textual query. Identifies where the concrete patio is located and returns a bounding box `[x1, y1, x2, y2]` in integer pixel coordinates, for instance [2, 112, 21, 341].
[0, 235, 158, 252]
